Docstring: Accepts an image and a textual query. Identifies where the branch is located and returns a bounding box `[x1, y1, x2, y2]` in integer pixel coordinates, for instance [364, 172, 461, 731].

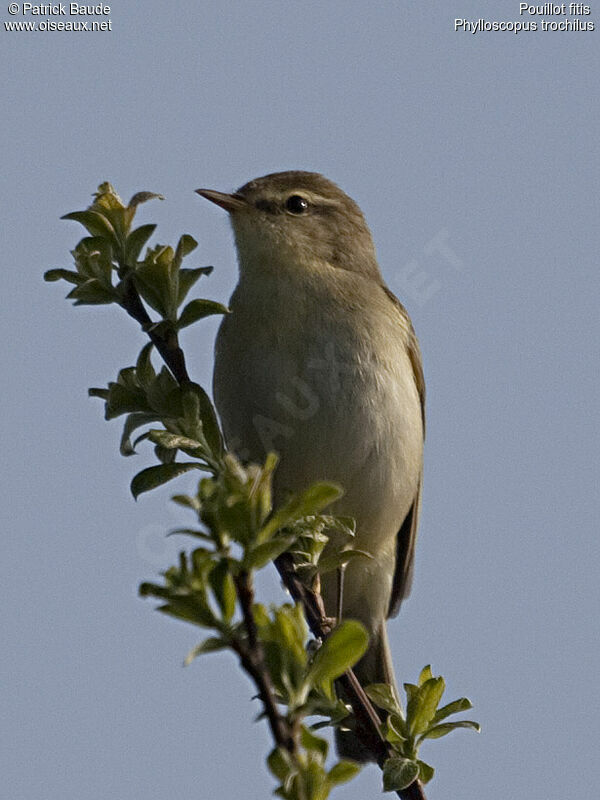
[118, 274, 190, 384]
[232, 570, 295, 753]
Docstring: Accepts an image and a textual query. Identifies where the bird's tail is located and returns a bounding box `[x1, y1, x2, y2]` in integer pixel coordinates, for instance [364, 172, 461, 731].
[335, 622, 396, 762]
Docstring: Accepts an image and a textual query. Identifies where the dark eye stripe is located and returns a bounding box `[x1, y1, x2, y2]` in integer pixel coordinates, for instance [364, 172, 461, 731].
[254, 199, 279, 214]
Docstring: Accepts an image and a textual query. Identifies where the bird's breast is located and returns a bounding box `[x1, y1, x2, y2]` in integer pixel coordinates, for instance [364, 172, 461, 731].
[213, 268, 423, 555]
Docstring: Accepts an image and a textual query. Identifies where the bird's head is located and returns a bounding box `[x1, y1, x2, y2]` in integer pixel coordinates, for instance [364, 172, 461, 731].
[197, 171, 380, 281]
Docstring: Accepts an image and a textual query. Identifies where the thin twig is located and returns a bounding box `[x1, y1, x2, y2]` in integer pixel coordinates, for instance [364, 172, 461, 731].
[233, 570, 295, 753]
[118, 274, 190, 384]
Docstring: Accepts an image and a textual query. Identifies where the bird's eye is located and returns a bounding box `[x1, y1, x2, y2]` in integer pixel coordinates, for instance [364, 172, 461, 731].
[285, 195, 309, 215]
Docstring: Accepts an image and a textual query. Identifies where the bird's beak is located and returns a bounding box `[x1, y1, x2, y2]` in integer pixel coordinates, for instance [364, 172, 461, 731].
[195, 188, 248, 213]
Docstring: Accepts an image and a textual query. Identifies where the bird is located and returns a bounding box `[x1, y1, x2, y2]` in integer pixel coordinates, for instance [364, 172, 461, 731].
[197, 171, 425, 759]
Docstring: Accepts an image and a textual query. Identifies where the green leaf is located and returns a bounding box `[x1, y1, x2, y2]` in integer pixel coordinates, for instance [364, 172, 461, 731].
[382, 756, 420, 792]
[267, 747, 293, 782]
[418, 665, 433, 685]
[128, 191, 164, 208]
[88, 387, 109, 401]
[158, 599, 217, 628]
[148, 430, 206, 457]
[386, 713, 408, 744]
[184, 636, 228, 665]
[417, 760, 435, 785]
[104, 382, 151, 419]
[252, 603, 270, 628]
[177, 298, 229, 330]
[258, 604, 308, 688]
[62, 209, 117, 239]
[420, 720, 480, 740]
[92, 183, 125, 213]
[252, 452, 278, 534]
[155, 443, 177, 464]
[131, 462, 202, 499]
[133, 244, 175, 317]
[66, 279, 115, 305]
[184, 383, 223, 457]
[288, 482, 343, 517]
[171, 494, 201, 511]
[296, 757, 327, 800]
[177, 266, 214, 306]
[75, 236, 113, 285]
[169, 236, 197, 310]
[404, 682, 420, 732]
[431, 696, 473, 725]
[307, 620, 368, 685]
[145, 365, 181, 416]
[244, 536, 296, 570]
[125, 223, 156, 265]
[310, 698, 349, 729]
[190, 547, 215, 573]
[300, 725, 328, 759]
[136, 342, 156, 388]
[409, 676, 445, 736]
[119, 412, 160, 456]
[209, 560, 236, 623]
[174, 233, 198, 265]
[259, 482, 343, 542]
[365, 683, 401, 715]
[139, 581, 166, 598]
[327, 760, 361, 786]
[44, 268, 87, 285]
[167, 528, 212, 541]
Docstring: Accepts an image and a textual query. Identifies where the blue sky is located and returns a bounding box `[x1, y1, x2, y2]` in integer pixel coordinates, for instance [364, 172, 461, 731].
[2, 3, 599, 799]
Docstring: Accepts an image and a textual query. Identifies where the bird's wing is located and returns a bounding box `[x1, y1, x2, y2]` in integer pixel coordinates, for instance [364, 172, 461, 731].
[388, 475, 422, 616]
[383, 288, 426, 618]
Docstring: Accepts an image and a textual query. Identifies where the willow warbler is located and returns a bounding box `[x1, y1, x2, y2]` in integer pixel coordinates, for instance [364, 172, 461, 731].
[197, 171, 425, 759]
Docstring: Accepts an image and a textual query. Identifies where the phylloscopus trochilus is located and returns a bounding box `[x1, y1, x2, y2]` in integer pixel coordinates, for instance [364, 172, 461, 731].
[197, 171, 425, 760]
